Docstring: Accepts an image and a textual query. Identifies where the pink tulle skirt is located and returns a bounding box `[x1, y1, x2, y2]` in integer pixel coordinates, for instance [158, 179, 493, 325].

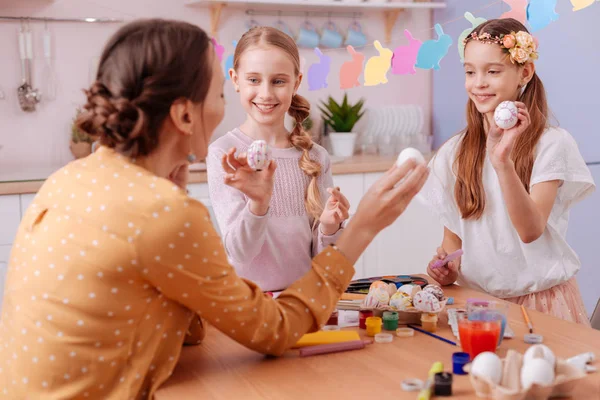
[505, 278, 591, 327]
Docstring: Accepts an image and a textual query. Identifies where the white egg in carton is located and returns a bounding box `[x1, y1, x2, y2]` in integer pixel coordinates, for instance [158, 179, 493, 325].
[466, 345, 588, 400]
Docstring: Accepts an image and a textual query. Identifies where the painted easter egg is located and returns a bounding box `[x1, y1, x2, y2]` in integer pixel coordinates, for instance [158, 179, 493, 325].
[389, 291, 412, 311]
[413, 290, 442, 313]
[369, 280, 388, 292]
[494, 101, 518, 129]
[423, 284, 445, 301]
[247, 140, 272, 171]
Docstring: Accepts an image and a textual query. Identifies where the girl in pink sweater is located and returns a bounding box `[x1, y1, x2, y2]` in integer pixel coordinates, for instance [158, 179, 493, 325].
[207, 27, 350, 291]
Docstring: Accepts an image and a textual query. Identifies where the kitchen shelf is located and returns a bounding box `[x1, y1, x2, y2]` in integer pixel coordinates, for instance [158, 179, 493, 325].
[186, 0, 446, 43]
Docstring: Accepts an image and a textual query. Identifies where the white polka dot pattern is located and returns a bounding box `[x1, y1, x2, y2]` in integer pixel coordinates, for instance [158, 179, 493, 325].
[0, 146, 354, 399]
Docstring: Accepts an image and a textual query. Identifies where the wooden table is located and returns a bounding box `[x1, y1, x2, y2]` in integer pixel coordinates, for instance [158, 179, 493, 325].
[156, 281, 600, 399]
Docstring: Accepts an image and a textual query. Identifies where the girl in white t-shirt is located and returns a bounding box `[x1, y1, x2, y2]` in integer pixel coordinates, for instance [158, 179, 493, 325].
[421, 18, 595, 325]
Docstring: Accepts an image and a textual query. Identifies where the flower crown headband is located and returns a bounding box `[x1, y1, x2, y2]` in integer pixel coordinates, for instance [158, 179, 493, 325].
[463, 30, 539, 64]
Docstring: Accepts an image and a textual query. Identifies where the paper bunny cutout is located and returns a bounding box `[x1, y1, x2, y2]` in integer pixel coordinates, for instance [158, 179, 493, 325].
[211, 38, 225, 62]
[340, 46, 365, 89]
[570, 0, 598, 11]
[299, 56, 307, 88]
[526, 0, 559, 32]
[500, 0, 528, 24]
[415, 24, 452, 71]
[458, 13, 487, 63]
[363, 40, 393, 87]
[308, 48, 331, 91]
[391, 29, 422, 75]
[224, 40, 237, 80]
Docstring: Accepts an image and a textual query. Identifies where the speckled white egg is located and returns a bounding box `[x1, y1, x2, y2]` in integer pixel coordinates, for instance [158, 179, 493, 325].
[523, 344, 556, 368]
[247, 140, 271, 171]
[423, 284, 445, 301]
[396, 147, 426, 168]
[520, 358, 555, 389]
[471, 352, 502, 385]
[494, 101, 518, 130]
[412, 290, 441, 313]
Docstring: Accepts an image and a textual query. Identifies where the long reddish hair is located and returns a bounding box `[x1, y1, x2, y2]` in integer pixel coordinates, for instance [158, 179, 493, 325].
[455, 18, 549, 219]
[233, 27, 323, 220]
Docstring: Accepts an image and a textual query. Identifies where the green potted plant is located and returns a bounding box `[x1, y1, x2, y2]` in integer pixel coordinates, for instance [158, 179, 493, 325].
[318, 94, 365, 157]
[69, 109, 94, 159]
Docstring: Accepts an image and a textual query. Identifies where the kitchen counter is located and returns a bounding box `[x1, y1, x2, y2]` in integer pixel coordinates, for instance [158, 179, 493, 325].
[0, 154, 399, 195]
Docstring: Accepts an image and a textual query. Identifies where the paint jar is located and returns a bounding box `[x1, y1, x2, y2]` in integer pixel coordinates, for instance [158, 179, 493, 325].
[382, 311, 399, 331]
[365, 316, 382, 337]
[421, 313, 438, 333]
[359, 310, 373, 329]
[326, 310, 339, 326]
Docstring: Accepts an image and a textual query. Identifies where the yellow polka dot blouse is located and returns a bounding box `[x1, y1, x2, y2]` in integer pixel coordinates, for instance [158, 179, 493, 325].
[0, 147, 354, 399]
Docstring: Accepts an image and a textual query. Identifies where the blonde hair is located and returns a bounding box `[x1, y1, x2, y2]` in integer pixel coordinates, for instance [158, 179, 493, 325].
[234, 26, 323, 220]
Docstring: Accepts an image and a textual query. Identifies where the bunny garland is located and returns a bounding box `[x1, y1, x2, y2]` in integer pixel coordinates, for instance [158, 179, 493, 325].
[364, 41, 393, 87]
[526, 0, 559, 32]
[415, 24, 453, 71]
[340, 46, 365, 89]
[212, 0, 593, 92]
[308, 48, 332, 91]
[391, 29, 422, 76]
[458, 13, 487, 63]
[223, 40, 237, 80]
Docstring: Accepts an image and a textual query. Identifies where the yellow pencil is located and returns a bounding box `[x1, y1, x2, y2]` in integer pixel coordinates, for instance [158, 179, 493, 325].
[521, 305, 533, 334]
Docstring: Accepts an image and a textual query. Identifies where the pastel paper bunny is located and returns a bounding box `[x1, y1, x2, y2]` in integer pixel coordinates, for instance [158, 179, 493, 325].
[570, 0, 597, 12]
[526, 0, 559, 32]
[308, 48, 331, 91]
[363, 40, 393, 87]
[340, 45, 365, 89]
[458, 13, 487, 63]
[224, 40, 237, 80]
[500, 0, 528, 24]
[211, 37, 225, 62]
[391, 29, 422, 76]
[415, 24, 452, 71]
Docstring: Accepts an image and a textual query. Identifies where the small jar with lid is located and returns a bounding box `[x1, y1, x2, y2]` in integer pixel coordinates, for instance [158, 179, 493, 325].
[421, 313, 438, 333]
[382, 311, 399, 331]
[365, 316, 382, 337]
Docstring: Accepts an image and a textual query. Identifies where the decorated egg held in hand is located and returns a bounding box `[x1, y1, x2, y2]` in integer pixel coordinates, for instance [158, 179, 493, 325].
[247, 140, 272, 171]
[494, 101, 518, 130]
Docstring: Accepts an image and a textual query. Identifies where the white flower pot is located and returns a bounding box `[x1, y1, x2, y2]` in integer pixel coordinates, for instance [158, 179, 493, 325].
[329, 132, 357, 158]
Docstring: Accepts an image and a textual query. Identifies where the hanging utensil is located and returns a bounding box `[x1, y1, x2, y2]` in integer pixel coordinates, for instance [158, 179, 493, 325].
[42, 19, 58, 101]
[17, 19, 41, 112]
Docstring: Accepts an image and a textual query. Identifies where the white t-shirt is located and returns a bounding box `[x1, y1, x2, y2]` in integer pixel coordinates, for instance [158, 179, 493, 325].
[419, 127, 595, 298]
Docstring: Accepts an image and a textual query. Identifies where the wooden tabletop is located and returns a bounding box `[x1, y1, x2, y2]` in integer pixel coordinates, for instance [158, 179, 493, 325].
[156, 280, 600, 399]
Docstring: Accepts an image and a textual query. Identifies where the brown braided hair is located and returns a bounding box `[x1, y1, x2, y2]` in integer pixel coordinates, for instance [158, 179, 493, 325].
[234, 26, 323, 220]
[76, 19, 213, 157]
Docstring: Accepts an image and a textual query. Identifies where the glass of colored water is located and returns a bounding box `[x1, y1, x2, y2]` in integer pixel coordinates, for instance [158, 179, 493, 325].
[467, 299, 509, 346]
[457, 312, 501, 360]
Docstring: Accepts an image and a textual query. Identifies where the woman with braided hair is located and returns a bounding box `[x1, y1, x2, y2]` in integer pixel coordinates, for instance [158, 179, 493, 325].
[0, 19, 429, 398]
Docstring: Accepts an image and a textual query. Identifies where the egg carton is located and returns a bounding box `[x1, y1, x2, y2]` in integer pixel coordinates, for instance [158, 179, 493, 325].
[466, 349, 587, 400]
[361, 299, 448, 324]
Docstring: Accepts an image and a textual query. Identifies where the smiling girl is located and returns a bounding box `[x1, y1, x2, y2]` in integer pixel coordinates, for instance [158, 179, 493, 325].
[207, 27, 350, 292]
[421, 19, 595, 324]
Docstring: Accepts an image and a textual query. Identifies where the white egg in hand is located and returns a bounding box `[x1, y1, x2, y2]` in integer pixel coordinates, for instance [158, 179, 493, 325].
[520, 358, 555, 389]
[396, 147, 426, 168]
[523, 344, 556, 368]
[494, 101, 519, 129]
[471, 352, 502, 385]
